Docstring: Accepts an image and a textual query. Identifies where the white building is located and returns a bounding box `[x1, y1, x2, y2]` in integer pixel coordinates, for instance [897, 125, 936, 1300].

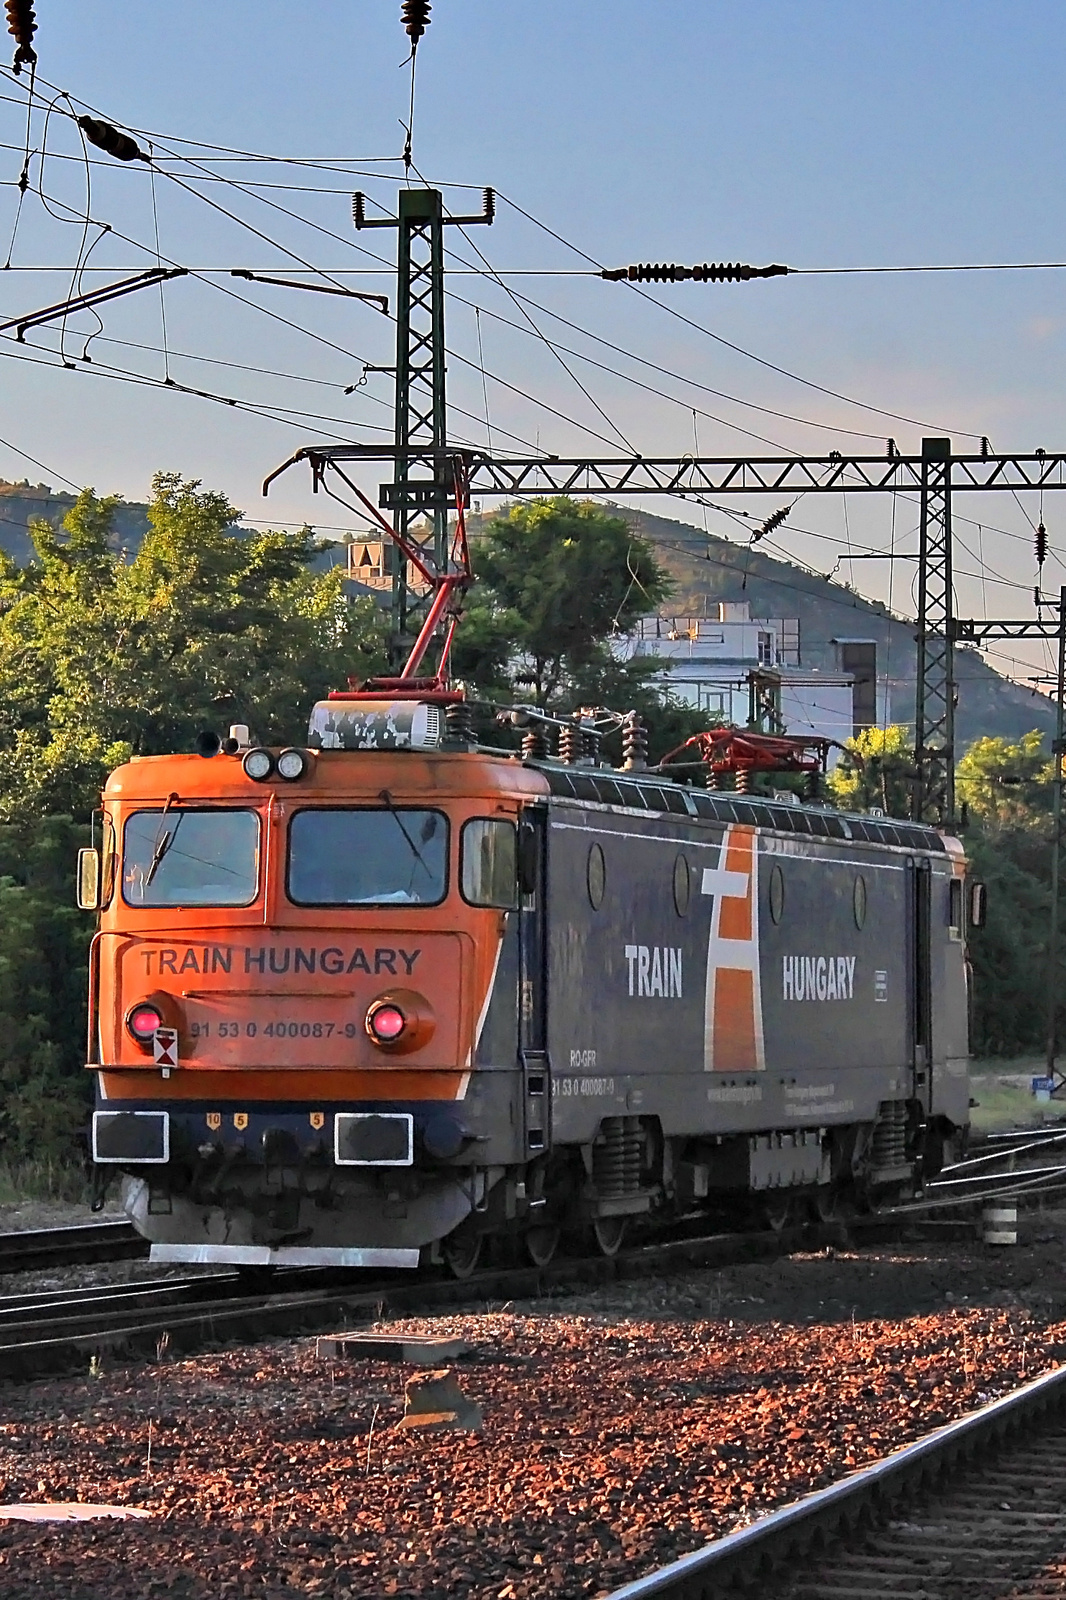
[620, 603, 891, 756]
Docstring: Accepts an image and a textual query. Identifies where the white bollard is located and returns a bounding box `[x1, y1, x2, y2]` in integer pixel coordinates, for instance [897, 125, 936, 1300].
[982, 1203, 1018, 1246]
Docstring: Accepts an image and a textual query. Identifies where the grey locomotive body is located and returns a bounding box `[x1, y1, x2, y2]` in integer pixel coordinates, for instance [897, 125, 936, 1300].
[502, 768, 970, 1235]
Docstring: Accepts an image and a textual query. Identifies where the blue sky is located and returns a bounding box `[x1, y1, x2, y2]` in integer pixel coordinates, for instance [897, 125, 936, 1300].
[3, 1, 1066, 684]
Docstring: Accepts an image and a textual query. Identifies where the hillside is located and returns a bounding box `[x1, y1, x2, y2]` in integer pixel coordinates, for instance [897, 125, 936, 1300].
[611, 503, 1053, 749]
[0, 480, 150, 562]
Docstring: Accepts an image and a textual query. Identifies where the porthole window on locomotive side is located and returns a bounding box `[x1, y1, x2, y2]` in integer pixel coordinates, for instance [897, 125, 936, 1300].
[673, 853, 691, 916]
[853, 873, 867, 930]
[587, 842, 606, 909]
[768, 862, 785, 925]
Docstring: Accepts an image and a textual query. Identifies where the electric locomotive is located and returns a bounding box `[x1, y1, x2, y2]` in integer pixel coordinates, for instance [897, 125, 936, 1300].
[81, 694, 974, 1275]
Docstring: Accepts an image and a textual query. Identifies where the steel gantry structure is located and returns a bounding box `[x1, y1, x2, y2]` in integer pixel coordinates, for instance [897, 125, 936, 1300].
[262, 182, 1066, 827]
[267, 428, 1066, 825]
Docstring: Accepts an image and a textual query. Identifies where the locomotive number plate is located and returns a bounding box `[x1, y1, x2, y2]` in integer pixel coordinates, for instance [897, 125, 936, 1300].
[557, 1076, 616, 1097]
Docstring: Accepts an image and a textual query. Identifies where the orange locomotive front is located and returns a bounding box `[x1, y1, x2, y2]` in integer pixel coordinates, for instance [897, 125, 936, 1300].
[88, 703, 549, 1271]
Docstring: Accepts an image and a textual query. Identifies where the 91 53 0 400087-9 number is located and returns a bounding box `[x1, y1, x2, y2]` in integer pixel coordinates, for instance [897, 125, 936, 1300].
[188, 1021, 364, 1040]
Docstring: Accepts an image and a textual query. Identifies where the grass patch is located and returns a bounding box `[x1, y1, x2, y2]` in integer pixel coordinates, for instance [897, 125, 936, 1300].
[0, 1157, 90, 1207]
[969, 1055, 1066, 1133]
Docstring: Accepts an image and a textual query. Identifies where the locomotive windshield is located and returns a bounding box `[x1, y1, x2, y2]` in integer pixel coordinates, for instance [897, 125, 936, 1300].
[287, 807, 448, 906]
[122, 808, 260, 907]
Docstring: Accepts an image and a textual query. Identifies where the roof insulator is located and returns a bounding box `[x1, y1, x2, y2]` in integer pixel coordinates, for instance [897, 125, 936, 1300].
[5, 0, 36, 73]
[401, 0, 431, 46]
[77, 116, 150, 164]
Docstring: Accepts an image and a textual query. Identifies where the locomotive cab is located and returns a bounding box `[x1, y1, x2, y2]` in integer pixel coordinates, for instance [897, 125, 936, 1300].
[88, 706, 551, 1270]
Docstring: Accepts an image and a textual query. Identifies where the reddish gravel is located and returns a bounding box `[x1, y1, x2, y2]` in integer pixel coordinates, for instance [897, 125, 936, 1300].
[1, 1234, 1066, 1599]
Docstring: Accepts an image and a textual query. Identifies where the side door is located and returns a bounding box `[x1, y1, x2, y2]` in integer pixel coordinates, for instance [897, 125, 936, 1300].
[518, 806, 549, 1156]
[907, 856, 933, 1112]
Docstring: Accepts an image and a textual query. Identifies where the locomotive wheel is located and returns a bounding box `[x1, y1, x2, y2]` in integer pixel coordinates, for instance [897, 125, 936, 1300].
[591, 1216, 626, 1257]
[443, 1232, 483, 1280]
[524, 1223, 561, 1267]
[762, 1195, 795, 1234]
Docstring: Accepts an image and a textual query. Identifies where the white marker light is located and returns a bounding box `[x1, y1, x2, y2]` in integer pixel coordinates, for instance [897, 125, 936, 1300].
[276, 748, 308, 782]
[242, 748, 274, 782]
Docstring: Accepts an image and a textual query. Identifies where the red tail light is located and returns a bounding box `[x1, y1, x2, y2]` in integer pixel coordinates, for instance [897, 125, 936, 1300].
[366, 1002, 406, 1044]
[126, 1002, 163, 1045]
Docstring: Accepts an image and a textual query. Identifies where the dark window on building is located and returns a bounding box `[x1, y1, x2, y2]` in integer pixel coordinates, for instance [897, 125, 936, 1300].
[840, 641, 877, 734]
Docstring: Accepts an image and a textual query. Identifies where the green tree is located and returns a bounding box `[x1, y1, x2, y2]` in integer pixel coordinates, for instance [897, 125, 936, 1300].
[0, 817, 93, 1169]
[956, 731, 1052, 830]
[0, 475, 388, 1173]
[0, 473, 388, 821]
[453, 497, 671, 707]
[953, 731, 1056, 1055]
[825, 725, 917, 817]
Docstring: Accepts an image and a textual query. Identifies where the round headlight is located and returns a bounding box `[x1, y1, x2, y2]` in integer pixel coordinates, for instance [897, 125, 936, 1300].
[242, 748, 274, 782]
[276, 747, 308, 782]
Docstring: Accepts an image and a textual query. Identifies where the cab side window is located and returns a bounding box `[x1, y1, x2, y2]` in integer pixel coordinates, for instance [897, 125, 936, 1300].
[461, 818, 518, 909]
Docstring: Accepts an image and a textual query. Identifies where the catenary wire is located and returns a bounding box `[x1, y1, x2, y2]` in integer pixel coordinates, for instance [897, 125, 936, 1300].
[4, 74, 1056, 614]
[3, 71, 978, 452]
[495, 191, 985, 441]
[0, 432, 81, 490]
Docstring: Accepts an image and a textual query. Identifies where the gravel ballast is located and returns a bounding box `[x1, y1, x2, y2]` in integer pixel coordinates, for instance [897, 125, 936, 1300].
[0, 1231, 1064, 1599]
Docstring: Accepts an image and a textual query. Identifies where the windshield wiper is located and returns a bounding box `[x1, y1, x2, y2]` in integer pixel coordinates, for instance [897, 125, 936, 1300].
[379, 789, 431, 879]
[145, 792, 182, 888]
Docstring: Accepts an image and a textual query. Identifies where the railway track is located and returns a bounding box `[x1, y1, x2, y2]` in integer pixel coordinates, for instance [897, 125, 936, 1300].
[605, 1362, 1066, 1600]
[0, 1122, 1058, 1281]
[0, 1218, 146, 1274]
[0, 1224, 809, 1384]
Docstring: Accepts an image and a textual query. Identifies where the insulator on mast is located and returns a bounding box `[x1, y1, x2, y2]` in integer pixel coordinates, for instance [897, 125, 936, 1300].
[5, 0, 36, 72]
[401, 0, 431, 46]
[753, 506, 790, 542]
[77, 117, 150, 164]
[1037, 522, 1048, 568]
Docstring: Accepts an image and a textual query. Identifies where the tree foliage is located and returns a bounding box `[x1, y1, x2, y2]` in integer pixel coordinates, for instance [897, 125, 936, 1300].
[826, 726, 1061, 1057]
[956, 731, 1052, 829]
[454, 498, 671, 705]
[0, 817, 93, 1165]
[452, 496, 712, 759]
[0, 474, 388, 822]
[825, 725, 917, 818]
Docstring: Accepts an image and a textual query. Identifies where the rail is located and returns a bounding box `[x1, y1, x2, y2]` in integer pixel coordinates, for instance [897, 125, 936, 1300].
[604, 1360, 1066, 1599]
[0, 1219, 146, 1275]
